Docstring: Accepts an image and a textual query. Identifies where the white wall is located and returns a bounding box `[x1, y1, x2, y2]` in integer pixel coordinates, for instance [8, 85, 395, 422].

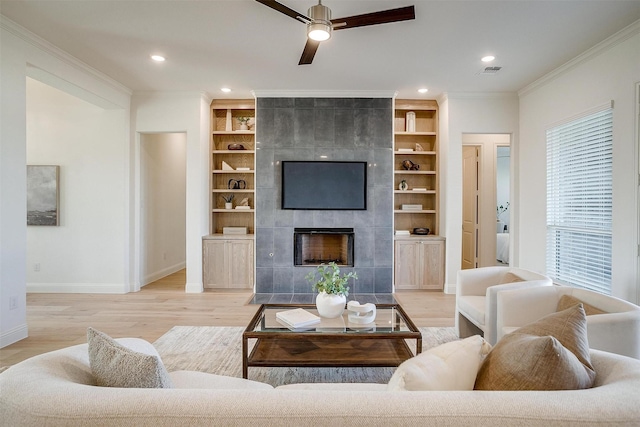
[440, 94, 520, 292]
[131, 92, 211, 293]
[26, 78, 128, 292]
[0, 17, 130, 347]
[140, 133, 187, 285]
[518, 23, 640, 303]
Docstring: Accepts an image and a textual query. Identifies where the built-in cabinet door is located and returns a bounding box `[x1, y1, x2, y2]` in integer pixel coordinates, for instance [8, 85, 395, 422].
[203, 238, 254, 289]
[227, 239, 254, 289]
[394, 239, 444, 290]
[420, 240, 445, 290]
[394, 240, 421, 289]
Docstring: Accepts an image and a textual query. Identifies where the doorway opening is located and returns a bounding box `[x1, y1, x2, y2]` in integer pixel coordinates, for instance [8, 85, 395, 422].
[139, 133, 187, 288]
[461, 134, 511, 269]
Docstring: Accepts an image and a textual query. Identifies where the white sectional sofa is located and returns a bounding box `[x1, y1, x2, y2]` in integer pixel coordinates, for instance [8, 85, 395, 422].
[2, 339, 640, 426]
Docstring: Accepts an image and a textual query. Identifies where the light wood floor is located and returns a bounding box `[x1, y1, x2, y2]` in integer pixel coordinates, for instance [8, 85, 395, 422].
[0, 270, 455, 368]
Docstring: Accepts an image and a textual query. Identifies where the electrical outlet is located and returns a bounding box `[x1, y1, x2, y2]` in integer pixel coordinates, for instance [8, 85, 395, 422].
[34, 263, 41, 272]
[9, 296, 18, 310]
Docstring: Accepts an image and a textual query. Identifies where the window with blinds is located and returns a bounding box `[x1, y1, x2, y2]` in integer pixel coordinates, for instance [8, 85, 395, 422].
[546, 106, 613, 294]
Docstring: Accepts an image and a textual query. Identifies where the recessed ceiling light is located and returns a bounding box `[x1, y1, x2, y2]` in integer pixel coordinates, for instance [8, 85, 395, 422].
[221, 87, 232, 93]
[481, 55, 495, 62]
[151, 55, 165, 62]
[418, 88, 429, 94]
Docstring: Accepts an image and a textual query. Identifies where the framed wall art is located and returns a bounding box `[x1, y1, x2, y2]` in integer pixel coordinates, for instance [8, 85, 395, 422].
[27, 165, 60, 226]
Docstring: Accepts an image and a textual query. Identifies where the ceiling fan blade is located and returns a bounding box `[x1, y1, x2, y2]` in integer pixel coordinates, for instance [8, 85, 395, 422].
[331, 5, 415, 30]
[255, 0, 312, 24]
[299, 39, 321, 65]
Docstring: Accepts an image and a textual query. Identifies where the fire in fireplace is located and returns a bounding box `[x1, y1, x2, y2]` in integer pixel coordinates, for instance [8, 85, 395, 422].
[294, 228, 355, 267]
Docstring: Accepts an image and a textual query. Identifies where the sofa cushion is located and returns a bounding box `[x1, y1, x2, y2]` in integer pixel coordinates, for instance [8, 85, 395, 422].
[474, 304, 596, 390]
[457, 296, 486, 325]
[87, 327, 173, 388]
[557, 294, 607, 316]
[170, 370, 273, 390]
[387, 335, 491, 391]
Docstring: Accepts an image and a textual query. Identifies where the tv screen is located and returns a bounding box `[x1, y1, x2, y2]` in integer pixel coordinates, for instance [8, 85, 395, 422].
[281, 161, 367, 210]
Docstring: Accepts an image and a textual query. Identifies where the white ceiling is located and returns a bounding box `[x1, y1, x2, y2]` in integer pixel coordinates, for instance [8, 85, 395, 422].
[2, 0, 639, 99]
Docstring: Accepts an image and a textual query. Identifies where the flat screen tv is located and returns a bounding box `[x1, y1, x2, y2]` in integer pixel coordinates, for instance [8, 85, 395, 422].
[281, 161, 367, 210]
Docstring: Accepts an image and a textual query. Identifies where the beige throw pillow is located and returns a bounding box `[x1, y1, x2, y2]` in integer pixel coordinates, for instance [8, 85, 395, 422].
[557, 294, 606, 316]
[474, 304, 596, 390]
[498, 272, 525, 284]
[87, 327, 173, 388]
[388, 335, 491, 391]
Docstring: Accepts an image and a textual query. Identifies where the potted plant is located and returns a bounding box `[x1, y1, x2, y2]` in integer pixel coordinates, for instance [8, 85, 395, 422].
[305, 262, 357, 318]
[237, 117, 250, 131]
[221, 194, 234, 209]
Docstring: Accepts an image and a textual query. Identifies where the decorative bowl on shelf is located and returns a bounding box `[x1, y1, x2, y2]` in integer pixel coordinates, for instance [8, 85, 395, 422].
[227, 143, 245, 150]
[413, 228, 430, 235]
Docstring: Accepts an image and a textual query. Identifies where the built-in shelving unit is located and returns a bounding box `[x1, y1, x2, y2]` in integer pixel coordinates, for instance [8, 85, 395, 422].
[393, 99, 444, 290]
[209, 99, 256, 235]
[205, 99, 256, 290]
[393, 99, 439, 235]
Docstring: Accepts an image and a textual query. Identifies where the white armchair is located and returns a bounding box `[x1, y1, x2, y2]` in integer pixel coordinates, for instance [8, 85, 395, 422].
[497, 286, 640, 359]
[455, 266, 552, 345]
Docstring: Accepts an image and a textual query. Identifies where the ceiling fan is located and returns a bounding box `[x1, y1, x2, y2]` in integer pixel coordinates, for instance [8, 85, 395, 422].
[255, 0, 415, 65]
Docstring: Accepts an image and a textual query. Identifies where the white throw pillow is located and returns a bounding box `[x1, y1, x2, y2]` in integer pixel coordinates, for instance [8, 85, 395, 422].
[87, 327, 173, 388]
[387, 335, 491, 391]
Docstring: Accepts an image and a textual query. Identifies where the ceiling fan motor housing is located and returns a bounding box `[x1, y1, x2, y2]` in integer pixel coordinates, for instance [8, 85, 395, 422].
[307, 3, 332, 41]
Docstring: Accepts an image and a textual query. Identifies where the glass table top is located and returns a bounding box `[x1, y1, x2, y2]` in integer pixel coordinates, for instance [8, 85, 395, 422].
[247, 303, 419, 336]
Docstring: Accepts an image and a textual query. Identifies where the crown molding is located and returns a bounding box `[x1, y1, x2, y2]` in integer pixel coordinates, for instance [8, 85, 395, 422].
[519, 19, 640, 98]
[251, 90, 397, 98]
[1, 15, 132, 97]
[443, 92, 518, 100]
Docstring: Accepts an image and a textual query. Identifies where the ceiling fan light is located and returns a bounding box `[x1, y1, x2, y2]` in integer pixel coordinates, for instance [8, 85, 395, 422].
[307, 2, 332, 41]
[308, 23, 331, 41]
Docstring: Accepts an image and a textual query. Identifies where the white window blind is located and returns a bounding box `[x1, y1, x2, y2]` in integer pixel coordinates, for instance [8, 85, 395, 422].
[546, 106, 613, 294]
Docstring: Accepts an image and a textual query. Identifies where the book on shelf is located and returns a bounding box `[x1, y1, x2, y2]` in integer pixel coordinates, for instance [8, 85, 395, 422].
[395, 230, 411, 235]
[235, 167, 251, 171]
[397, 148, 414, 152]
[412, 188, 427, 191]
[401, 204, 423, 211]
[235, 206, 251, 210]
[276, 308, 320, 329]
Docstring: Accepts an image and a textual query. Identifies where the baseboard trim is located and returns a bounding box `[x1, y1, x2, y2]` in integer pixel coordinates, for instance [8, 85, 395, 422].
[185, 282, 203, 293]
[444, 283, 456, 295]
[0, 323, 28, 348]
[142, 262, 186, 286]
[27, 282, 128, 294]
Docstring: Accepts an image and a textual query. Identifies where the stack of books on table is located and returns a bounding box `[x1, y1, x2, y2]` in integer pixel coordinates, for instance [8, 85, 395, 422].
[276, 308, 321, 330]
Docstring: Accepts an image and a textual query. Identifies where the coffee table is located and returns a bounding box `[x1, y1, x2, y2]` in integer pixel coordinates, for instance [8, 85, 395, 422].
[242, 303, 421, 378]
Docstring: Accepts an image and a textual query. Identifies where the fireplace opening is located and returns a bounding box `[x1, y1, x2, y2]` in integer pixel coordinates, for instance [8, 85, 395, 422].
[294, 228, 354, 267]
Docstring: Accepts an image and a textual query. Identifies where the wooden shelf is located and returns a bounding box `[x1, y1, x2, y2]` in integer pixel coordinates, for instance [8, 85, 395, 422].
[213, 150, 256, 154]
[394, 190, 436, 194]
[212, 189, 254, 193]
[213, 131, 255, 135]
[394, 132, 436, 136]
[394, 210, 437, 214]
[394, 170, 436, 175]
[212, 209, 255, 213]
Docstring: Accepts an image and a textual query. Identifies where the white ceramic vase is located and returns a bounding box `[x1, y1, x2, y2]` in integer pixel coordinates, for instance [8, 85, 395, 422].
[315, 292, 347, 318]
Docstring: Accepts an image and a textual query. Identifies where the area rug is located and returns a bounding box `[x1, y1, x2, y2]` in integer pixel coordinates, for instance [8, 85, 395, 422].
[154, 326, 458, 387]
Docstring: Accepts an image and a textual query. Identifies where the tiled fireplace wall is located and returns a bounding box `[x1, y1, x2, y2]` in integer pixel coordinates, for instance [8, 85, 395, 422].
[255, 97, 393, 294]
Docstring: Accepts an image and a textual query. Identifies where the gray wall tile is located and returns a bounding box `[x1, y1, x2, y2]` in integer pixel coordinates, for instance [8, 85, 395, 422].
[255, 97, 393, 294]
